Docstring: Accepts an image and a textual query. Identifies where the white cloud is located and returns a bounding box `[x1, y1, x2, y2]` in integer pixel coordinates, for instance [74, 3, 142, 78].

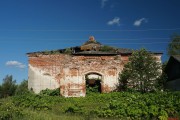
[107, 17, 120, 26]
[133, 18, 148, 27]
[6, 61, 26, 69]
[101, 0, 108, 8]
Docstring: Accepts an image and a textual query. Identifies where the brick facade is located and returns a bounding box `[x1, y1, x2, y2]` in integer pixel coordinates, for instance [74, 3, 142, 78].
[27, 37, 162, 97]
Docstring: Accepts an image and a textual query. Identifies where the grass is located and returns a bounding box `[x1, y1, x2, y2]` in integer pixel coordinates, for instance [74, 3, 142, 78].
[14, 109, 116, 120]
[0, 92, 180, 120]
[20, 110, 85, 120]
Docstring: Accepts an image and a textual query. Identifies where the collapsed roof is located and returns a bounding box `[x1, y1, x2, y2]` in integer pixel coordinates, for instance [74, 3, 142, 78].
[27, 36, 162, 56]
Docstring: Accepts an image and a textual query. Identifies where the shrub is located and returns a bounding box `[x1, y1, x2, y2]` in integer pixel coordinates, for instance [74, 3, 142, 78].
[3, 91, 180, 119]
[0, 99, 24, 119]
[64, 48, 72, 54]
[39, 88, 60, 96]
[86, 85, 100, 95]
[99, 45, 116, 52]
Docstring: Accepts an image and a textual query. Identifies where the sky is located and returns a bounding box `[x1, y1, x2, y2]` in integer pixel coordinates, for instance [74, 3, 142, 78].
[0, 0, 180, 84]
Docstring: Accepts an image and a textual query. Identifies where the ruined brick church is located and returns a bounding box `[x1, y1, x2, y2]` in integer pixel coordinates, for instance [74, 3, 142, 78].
[27, 36, 162, 97]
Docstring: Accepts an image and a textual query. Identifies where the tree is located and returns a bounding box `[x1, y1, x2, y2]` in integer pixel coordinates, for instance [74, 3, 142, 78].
[0, 85, 2, 98]
[168, 34, 180, 56]
[0, 75, 17, 98]
[119, 48, 161, 93]
[15, 80, 29, 95]
[156, 62, 168, 90]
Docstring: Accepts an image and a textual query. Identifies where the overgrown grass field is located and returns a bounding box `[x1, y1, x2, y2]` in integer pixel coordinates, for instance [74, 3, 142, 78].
[0, 91, 180, 120]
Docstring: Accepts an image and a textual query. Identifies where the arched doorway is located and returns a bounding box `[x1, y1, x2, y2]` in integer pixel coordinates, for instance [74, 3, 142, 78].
[85, 72, 102, 93]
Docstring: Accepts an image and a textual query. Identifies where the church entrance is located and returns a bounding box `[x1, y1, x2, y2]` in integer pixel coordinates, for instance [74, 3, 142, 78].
[85, 72, 102, 94]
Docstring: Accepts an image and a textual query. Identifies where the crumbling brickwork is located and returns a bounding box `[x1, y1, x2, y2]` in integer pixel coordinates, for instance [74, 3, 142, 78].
[28, 54, 125, 97]
[27, 37, 162, 97]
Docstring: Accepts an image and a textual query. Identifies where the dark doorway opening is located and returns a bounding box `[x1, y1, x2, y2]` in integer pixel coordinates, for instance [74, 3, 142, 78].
[85, 73, 102, 94]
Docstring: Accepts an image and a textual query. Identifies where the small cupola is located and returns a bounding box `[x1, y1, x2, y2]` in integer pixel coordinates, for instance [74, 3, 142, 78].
[80, 36, 101, 51]
[89, 36, 96, 42]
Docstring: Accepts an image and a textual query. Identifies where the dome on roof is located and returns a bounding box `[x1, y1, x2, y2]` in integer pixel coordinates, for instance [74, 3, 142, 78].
[89, 36, 95, 42]
[81, 36, 101, 51]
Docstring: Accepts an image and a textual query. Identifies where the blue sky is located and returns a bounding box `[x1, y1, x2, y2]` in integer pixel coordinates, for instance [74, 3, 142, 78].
[0, 0, 180, 84]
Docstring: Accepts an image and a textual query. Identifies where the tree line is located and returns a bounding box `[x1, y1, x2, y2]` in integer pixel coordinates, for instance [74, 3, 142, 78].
[0, 75, 29, 98]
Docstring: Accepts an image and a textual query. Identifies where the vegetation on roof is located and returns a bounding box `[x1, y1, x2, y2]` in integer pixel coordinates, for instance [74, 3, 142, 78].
[27, 46, 134, 56]
[83, 40, 101, 45]
[64, 48, 73, 54]
[99, 45, 117, 52]
[99, 45, 134, 53]
[27, 47, 75, 55]
[117, 48, 134, 54]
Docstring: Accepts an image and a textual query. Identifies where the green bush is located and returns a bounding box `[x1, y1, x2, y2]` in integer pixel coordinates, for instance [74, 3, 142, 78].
[12, 93, 53, 111]
[1, 91, 179, 119]
[94, 92, 180, 119]
[99, 45, 116, 52]
[39, 88, 60, 96]
[0, 99, 24, 119]
[64, 48, 72, 54]
[86, 85, 100, 94]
